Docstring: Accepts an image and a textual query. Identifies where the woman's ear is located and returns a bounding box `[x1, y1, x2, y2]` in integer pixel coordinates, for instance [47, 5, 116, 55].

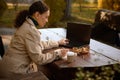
[34, 12, 40, 20]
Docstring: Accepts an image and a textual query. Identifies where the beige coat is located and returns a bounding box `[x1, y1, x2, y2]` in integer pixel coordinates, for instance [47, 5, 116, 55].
[1, 18, 59, 75]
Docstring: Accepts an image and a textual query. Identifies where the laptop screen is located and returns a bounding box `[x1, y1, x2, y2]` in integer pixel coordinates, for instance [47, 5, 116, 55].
[66, 22, 92, 47]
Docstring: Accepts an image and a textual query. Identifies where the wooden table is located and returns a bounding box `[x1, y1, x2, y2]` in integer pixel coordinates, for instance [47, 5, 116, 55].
[39, 28, 120, 80]
[53, 39, 120, 68]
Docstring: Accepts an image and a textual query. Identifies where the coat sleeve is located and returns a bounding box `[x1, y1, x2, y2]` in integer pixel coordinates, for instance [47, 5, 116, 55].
[40, 40, 59, 50]
[25, 30, 58, 65]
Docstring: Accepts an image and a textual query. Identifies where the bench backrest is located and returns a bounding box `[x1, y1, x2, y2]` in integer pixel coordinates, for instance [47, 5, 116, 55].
[91, 9, 120, 47]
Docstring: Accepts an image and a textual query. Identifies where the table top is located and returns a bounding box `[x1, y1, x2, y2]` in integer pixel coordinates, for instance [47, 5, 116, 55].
[39, 28, 120, 68]
[53, 39, 120, 68]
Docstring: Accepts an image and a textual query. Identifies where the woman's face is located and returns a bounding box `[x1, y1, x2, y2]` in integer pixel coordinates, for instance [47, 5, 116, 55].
[36, 10, 50, 27]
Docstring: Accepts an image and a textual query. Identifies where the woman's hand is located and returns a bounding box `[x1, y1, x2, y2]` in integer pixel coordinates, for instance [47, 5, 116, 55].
[58, 38, 69, 45]
[55, 48, 69, 58]
[60, 48, 69, 57]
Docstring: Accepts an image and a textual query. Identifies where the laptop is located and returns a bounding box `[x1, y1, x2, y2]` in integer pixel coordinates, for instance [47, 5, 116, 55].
[62, 22, 92, 48]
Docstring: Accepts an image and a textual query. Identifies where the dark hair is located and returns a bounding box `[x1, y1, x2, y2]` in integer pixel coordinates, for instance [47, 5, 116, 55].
[14, 1, 49, 28]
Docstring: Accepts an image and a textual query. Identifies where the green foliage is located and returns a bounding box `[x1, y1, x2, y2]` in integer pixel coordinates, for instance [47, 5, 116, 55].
[98, 0, 120, 11]
[44, 0, 66, 27]
[0, 1, 98, 28]
[0, 6, 29, 28]
[75, 64, 120, 80]
[0, 0, 7, 18]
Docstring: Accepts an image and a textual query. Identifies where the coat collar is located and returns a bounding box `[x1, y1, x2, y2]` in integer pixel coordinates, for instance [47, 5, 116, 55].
[25, 17, 41, 34]
[28, 16, 38, 26]
[26, 17, 36, 27]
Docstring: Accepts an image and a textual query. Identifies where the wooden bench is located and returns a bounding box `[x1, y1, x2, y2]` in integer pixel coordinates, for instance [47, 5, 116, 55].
[0, 71, 49, 80]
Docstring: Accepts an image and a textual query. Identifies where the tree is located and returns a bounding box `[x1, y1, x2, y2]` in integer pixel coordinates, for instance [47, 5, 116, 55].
[74, 0, 83, 12]
[98, 0, 120, 11]
[44, 0, 66, 27]
[0, 0, 7, 18]
[12, 0, 18, 11]
[63, 0, 72, 19]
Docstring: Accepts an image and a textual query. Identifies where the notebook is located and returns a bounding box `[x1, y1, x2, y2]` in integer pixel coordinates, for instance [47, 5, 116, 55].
[62, 22, 92, 48]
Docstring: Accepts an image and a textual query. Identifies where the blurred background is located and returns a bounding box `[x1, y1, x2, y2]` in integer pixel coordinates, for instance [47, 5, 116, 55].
[0, 0, 120, 28]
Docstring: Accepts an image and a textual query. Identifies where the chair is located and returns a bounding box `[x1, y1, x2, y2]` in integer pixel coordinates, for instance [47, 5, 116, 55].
[0, 36, 4, 57]
[0, 71, 49, 80]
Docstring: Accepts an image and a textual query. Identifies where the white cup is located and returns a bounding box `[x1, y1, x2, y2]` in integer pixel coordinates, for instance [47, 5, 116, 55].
[61, 54, 67, 60]
[67, 51, 77, 62]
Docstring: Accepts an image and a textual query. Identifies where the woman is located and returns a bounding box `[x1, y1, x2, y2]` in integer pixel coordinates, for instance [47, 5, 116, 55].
[1, 1, 69, 78]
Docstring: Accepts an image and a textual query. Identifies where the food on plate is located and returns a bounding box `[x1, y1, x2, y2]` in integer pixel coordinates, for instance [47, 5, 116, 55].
[72, 46, 89, 55]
